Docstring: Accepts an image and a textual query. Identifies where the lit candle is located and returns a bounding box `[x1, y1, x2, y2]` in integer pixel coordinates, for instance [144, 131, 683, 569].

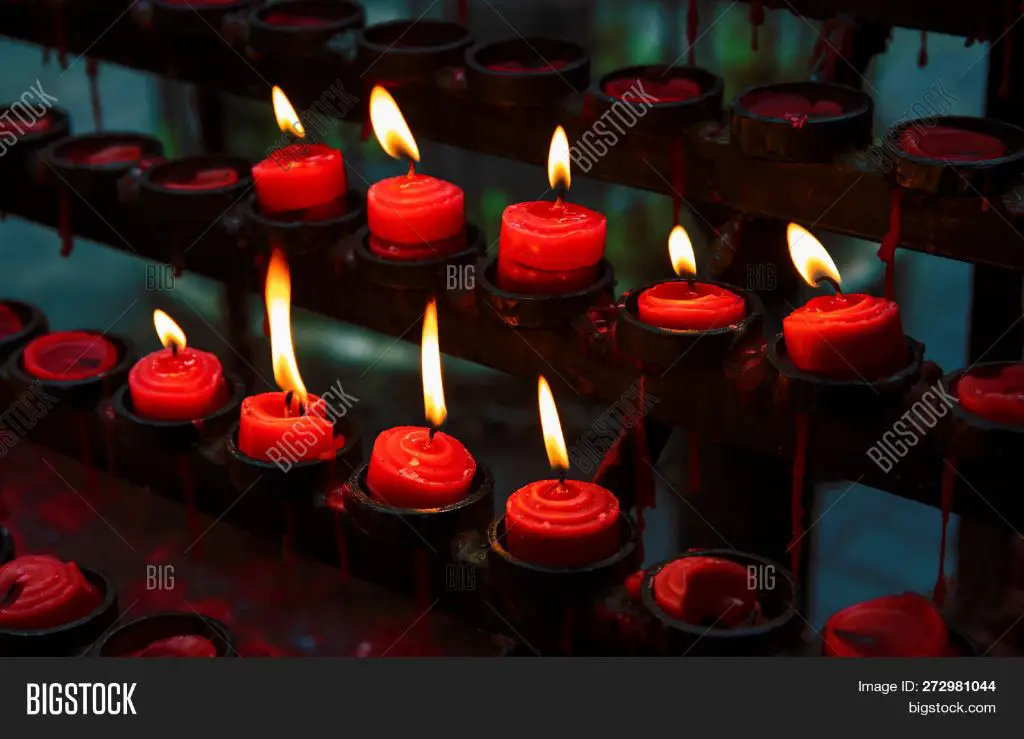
[22, 331, 119, 381]
[0, 555, 102, 630]
[636, 225, 746, 330]
[365, 298, 476, 508]
[823, 593, 949, 657]
[128, 310, 226, 421]
[366, 87, 466, 259]
[956, 363, 1024, 425]
[252, 86, 347, 214]
[783, 223, 906, 379]
[238, 248, 335, 462]
[497, 127, 607, 294]
[651, 556, 760, 627]
[504, 376, 620, 568]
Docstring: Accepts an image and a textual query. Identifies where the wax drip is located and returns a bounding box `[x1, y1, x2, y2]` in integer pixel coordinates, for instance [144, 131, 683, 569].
[457, 0, 468, 26]
[562, 605, 574, 655]
[686, 434, 700, 495]
[414, 548, 433, 656]
[749, 0, 764, 51]
[179, 454, 201, 561]
[877, 188, 902, 301]
[54, 2, 68, 68]
[332, 507, 349, 583]
[789, 412, 809, 578]
[76, 414, 97, 498]
[282, 505, 295, 566]
[934, 459, 956, 606]
[58, 189, 73, 257]
[918, 31, 928, 67]
[102, 388, 118, 502]
[686, 0, 699, 66]
[670, 139, 686, 226]
[1000, 0, 1014, 99]
[86, 59, 103, 131]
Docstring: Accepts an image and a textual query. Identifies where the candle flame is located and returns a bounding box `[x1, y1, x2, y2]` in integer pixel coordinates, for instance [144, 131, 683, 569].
[547, 126, 571, 191]
[265, 248, 307, 408]
[369, 86, 420, 163]
[787, 223, 842, 288]
[153, 309, 186, 351]
[668, 225, 696, 278]
[272, 86, 305, 138]
[421, 298, 446, 429]
[538, 375, 569, 473]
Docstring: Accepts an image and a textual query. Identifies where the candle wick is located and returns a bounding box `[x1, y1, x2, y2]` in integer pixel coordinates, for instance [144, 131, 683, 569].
[686, 277, 696, 291]
[554, 194, 564, 208]
[284, 390, 294, 417]
[298, 402, 306, 417]
[170, 342, 179, 357]
[428, 426, 437, 442]
[819, 276, 842, 295]
[557, 470, 566, 487]
[407, 161, 415, 177]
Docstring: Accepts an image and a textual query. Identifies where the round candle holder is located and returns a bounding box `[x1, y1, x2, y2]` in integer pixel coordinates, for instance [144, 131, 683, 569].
[0, 104, 69, 180]
[42, 132, 163, 200]
[150, 0, 250, 35]
[640, 550, 800, 656]
[615, 280, 764, 370]
[882, 115, 1024, 196]
[475, 256, 615, 329]
[590, 65, 723, 135]
[248, 0, 365, 60]
[352, 224, 484, 290]
[240, 191, 366, 258]
[465, 38, 589, 106]
[731, 82, 873, 161]
[92, 612, 237, 657]
[356, 20, 471, 82]
[0, 566, 119, 657]
[0, 524, 13, 564]
[0, 300, 48, 366]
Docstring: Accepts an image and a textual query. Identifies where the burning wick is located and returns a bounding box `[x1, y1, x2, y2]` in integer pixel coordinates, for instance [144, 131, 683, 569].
[554, 187, 565, 208]
[170, 341, 179, 357]
[407, 160, 416, 177]
[428, 426, 437, 443]
[283, 390, 306, 417]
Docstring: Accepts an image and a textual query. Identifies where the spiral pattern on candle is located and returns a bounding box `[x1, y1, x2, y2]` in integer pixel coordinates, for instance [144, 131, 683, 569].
[957, 364, 1024, 426]
[637, 281, 746, 331]
[368, 174, 465, 244]
[366, 426, 476, 508]
[506, 480, 618, 531]
[0, 555, 102, 630]
[823, 593, 948, 657]
[129, 347, 225, 421]
[130, 635, 218, 657]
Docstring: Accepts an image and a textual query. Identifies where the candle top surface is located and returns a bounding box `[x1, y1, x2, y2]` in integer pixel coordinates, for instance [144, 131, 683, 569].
[241, 391, 330, 423]
[23, 331, 119, 381]
[129, 635, 219, 657]
[161, 167, 240, 191]
[506, 479, 619, 529]
[0, 555, 103, 630]
[956, 363, 1024, 426]
[637, 281, 747, 331]
[0, 114, 51, 134]
[741, 91, 844, 119]
[603, 76, 702, 103]
[787, 293, 895, 320]
[652, 556, 761, 628]
[368, 172, 463, 204]
[365, 426, 476, 509]
[255, 143, 340, 172]
[898, 125, 1006, 162]
[823, 593, 948, 657]
[62, 142, 142, 166]
[504, 199, 605, 231]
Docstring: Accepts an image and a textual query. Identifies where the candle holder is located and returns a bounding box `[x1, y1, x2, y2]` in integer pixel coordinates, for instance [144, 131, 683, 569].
[247, 0, 365, 61]
[0, 300, 48, 365]
[883, 115, 1024, 196]
[0, 566, 118, 656]
[475, 256, 615, 329]
[240, 192, 366, 259]
[731, 82, 873, 161]
[0, 104, 69, 181]
[640, 550, 800, 656]
[486, 513, 638, 654]
[615, 280, 764, 370]
[92, 612, 237, 657]
[465, 38, 589, 107]
[149, 0, 250, 36]
[0, 524, 13, 564]
[352, 224, 484, 290]
[590, 65, 723, 135]
[41, 132, 163, 200]
[355, 20, 471, 83]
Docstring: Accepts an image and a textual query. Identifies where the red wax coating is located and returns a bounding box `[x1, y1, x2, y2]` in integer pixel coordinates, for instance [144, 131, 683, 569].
[652, 556, 760, 628]
[0, 555, 102, 630]
[497, 200, 607, 294]
[505, 480, 620, 568]
[263, 12, 328, 25]
[957, 363, 1024, 425]
[742, 91, 844, 119]
[0, 303, 24, 338]
[23, 331, 119, 381]
[637, 281, 746, 330]
[367, 173, 465, 250]
[898, 126, 1006, 161]
[0, 115, 51, 135]
[782, 294, 906, 380]
[130, 635, 218, 657]
[238, 392, 334, 462]
[486, 60, 569, 73]
[823, 593, 948, 657]
[365, 426, 476, 508]
[128, 346, 226, 421]
[252, 143, 346, 214]
[603, 77, 702, 103]
[162, 168, 239, 191]
[63, 143, 143, 166]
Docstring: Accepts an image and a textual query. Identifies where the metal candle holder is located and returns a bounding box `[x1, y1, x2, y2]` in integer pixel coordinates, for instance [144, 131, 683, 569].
[590, 65, 723, 135]
[352, 224, 484, 290]
[355, 20, 471, 82]
[240, 192, 366, 259]
[247, 0, 365, 61]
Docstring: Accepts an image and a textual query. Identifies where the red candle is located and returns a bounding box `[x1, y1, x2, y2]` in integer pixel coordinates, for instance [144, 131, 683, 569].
[63, 143, 143, 166]
[742, 91, 844, 119]
[365, 299, 476, 508]
[898, 126, 1005, 162]
[783, 224, 906, 379]
[0, 113, 51, 136]
[637, 225, 747, 330]
[652, 556, 760, 628]
[162, 167, 239, 191]
[23, 330, 119, 381]
[957, 363, 1024, 425]
[252, 86, 347, 214]
[0, 555, 103, 630]
[0, 303, 24, 338]
[604, 76, 702, 103]
[366, 86, 466, 260]
[823, 593, 949, 657]
[497, 127, 606, 294]
[487, 60, 569, 73]
[130, 635, 218, 657]
[128, 310, 226, 421]
[238, 248, 335, 462]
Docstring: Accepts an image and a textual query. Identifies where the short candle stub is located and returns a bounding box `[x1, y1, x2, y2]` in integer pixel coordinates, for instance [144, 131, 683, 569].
[352, 224, 485, 291]
[93, 612, 237, 658]
[591, 65, 724, 134]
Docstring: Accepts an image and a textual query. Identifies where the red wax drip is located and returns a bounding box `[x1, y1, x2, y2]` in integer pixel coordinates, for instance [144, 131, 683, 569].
[918, 31, 928, 67]
[332, 507, 349, 583]
[179, 455, 201, 561]
[653, 556, 760, 627]
[957, 363, 1024, 425]
[742, 91, 844, 120]
[789, 412, 809, 577]
[632, 375, 655, 510]
[162, 168, 239, 191]
[87, 58, 102, 131]
[0, 555, 102, 630]
[749, 0, 764, 51]
[934, 459, 956, 606]
[0, 304, 24, 338]
[823, 593, 948, 657]
[686, 434, 700, 495]
[486, 60, 569, 73]
[686, 0, 699, 66]
[367, 173, 465, 248]
[637, 281, 747, 331]
[898, 126, 1006, 161]
[129, 347, 225, 421]
[54, 2, 67, 68]
[782, 294, 906, 380]
[103, 394, 118, 502]
[670, 139, 686, 225]
[58, 189, 73, 257]
[0, 115, 51, 136]
[130, 635, 217, 657]
[263, 12, 328, 26]
[77, 414, 97, 499]
[603, 77, 701, 103]
[365, 426, 476, 509]
[878, 188, 902, 301]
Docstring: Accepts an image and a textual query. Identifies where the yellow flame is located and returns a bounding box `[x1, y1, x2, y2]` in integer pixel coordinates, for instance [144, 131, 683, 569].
[421, 298, 446, 428]
[153, 309, 186, 351]
[547, 126, 571, 191]
[272, 86, 305, 138]
[369, 86, 420, 162]
[668, 225, 696, 278]
[787, 223, 842, 288]
[538, 375, 569, 473]
[265, 248, 307, 407]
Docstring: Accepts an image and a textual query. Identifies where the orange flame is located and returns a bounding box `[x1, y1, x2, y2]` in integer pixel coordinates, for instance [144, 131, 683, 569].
[538, 375, 569, 473]
[153, 309, 186, 351]
[421, 298, 446, 428]
[547, 126, 571, 191]
[668, 225, 696, 278]
[265, 248, 307, 408]
[272, 86, 305, 138]
[369, 86, 420, 162]
[787, 223, 842, 288]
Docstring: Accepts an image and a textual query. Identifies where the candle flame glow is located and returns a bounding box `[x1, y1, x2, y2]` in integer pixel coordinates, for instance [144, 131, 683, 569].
[369, 86, 420, 163]
[265, 248, 308, 408]
[421, 298, 447, 429]
[272, 86, 305, 138]
[787, 223, 842, 288]
[538, 375, 569, 473]
[668, 225, 696, 278]
[153, 309, 186, 351]
[547, 126, 571, 192]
